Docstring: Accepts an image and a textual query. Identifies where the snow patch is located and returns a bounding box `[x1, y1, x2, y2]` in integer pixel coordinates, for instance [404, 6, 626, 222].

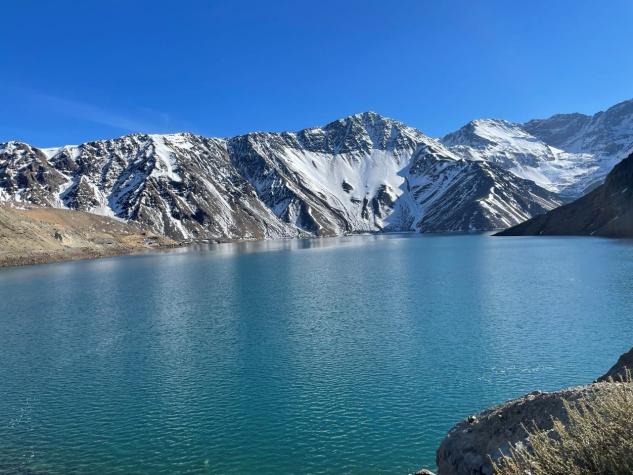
[149, 135, 182, 182]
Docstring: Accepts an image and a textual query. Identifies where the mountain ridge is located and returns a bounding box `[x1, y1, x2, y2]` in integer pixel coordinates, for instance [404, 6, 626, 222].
[442, 118, 592, 198]
[496, 151, 633, 237]
[442, 98, 633, 200]
[8, 101, 633, 241]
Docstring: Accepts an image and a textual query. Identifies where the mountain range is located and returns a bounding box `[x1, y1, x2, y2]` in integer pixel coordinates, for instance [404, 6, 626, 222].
[497, 151, 633, 237]
[2, 99, 633, 241]
[442, 99, 633, 199]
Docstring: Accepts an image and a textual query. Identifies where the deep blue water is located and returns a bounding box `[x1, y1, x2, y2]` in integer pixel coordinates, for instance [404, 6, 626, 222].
[1, 233, 633, 474]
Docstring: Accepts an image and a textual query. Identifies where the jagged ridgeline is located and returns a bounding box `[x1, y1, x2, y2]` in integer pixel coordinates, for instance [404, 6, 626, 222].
[442, 99, 633, 199]
[3, 100, 633, 241]
[497, 151, 633, 237]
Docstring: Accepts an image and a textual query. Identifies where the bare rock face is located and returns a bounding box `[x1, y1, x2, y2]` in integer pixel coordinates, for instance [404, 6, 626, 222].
[435, 384, 617, 475]
[597, 347, 633, 382]
[434, 348, 633, 475]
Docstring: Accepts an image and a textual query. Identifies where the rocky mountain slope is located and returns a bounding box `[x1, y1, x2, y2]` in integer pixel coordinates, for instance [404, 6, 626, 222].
[442, 98, 633, 199]
[0, 113, 562, 240]
[497, 152, 633, 237]
[525, 99, 633, 192]
[0, 136, 299, 241]
[0, 205, 174, 267]
[442, 119, 593, 199]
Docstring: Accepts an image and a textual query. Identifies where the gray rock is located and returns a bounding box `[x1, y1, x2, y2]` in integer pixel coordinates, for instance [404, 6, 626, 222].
[597, 347, 633, 382]
[435, 383, 618, 475]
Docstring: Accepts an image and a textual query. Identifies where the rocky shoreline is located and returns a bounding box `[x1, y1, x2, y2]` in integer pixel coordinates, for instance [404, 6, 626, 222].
[417, 347, 633, 475]
[0, 206, 179, 269]
[0, 245, 182, 269]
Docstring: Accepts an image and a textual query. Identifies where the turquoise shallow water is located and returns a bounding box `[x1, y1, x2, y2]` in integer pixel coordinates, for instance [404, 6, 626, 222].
[1, 233, 633, 474]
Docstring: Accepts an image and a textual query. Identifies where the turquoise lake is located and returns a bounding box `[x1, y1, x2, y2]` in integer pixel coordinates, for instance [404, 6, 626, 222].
[1, 233, 633, 474]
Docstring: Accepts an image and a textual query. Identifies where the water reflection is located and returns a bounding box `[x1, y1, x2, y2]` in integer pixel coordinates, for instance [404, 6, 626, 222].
[1, 234, 633, 474]
[176, 232, 417, 257]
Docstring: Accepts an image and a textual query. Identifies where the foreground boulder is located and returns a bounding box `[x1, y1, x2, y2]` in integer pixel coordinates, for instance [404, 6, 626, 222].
[433, 347, 633, 475]
[435, 385, 617, 475]
[597, 347, 633, 382]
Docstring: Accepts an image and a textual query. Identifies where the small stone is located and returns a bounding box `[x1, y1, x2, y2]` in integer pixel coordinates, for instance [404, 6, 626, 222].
[468, 415, 478, 424]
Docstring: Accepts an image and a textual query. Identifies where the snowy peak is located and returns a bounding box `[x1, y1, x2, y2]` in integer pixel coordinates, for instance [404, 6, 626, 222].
[523, 113, 591, 149]
[523, 100, 633, 191]
[292, 111, 430, 157]
[226, 113, 472, 236]
[1, 112, 565, 239]
[226, 113, 429, 235]
[525, 99, 633, 152]
[599, 99, 633, 128]
[523, 98, 633, 189]
[443, 118, 554, 160]
[442, 117, 597, 198]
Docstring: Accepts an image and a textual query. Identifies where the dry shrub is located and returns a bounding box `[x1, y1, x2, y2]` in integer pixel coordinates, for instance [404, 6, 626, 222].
[494, 372, 633, 475]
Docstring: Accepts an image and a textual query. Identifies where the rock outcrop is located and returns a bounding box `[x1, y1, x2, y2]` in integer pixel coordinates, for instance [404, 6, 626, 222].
[597, 347, 633, 382]
[431, 347, 633, 475]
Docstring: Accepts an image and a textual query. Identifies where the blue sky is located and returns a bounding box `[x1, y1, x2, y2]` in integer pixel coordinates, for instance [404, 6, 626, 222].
[2, 0, 632, 146]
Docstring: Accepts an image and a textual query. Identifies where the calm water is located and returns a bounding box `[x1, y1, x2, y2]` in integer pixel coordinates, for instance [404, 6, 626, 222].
[1, 234, 633, 474]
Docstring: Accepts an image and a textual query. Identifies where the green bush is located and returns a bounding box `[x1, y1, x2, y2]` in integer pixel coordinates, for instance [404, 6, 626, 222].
[494, 374, 633, 475]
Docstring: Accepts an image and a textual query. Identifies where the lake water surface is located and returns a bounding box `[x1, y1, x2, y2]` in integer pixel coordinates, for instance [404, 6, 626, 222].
[1, 233, 633, 474]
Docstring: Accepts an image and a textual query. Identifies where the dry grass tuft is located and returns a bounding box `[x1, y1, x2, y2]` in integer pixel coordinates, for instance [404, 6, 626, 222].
[493, 371, 633, 475]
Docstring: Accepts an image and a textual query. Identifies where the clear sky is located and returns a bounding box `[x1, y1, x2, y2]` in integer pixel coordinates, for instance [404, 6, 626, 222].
[2, 0, 632, 147]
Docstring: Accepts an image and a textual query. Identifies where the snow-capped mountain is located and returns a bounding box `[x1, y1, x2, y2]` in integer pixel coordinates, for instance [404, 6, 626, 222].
[0, 112, 562, 240]
[0, 136, 298, 240]
[498, 151, 633, 238]
[442, 119, 593, 199]
[227, 113, 425, 236]
[400, 146, 561, 232]
[524, 99, 633, 191]
[443, 99, 633, 199]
